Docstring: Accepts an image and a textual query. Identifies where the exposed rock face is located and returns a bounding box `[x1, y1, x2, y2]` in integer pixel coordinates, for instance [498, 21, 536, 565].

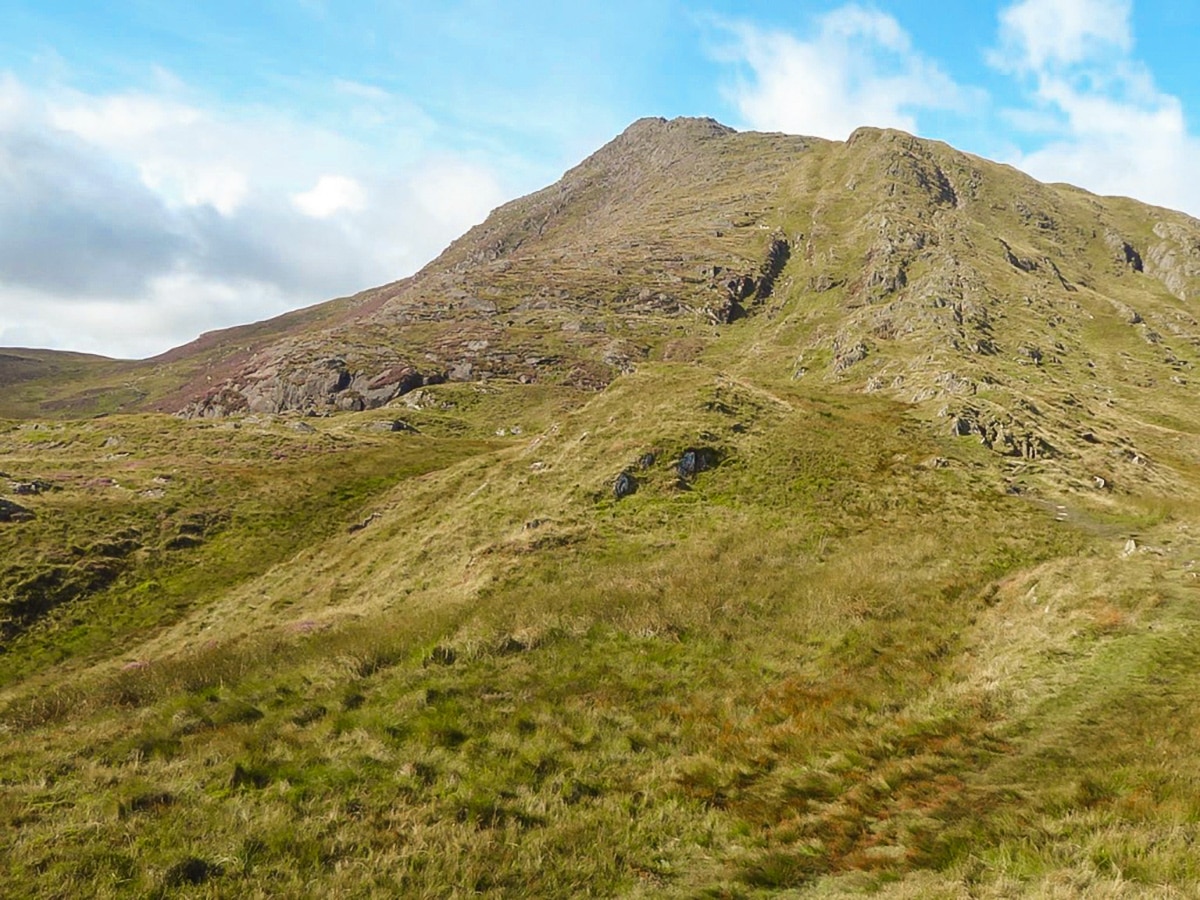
[10, 114, 1200, 481]
[756, 237, 791, 300]
[1104, 230, 1144, 272]
[155, 117, 815, 417]
[1000, 239, 1039, 273]
[182, 358, 446, 418]
[833, 341, 869, 374]
[1146, 221, 1200, 300]
[950, 407, 1052, 459]
[704, 235, 792, 324]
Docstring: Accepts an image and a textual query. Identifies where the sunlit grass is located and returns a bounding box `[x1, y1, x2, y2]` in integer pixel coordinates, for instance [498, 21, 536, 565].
[2, 358, 1200, 897]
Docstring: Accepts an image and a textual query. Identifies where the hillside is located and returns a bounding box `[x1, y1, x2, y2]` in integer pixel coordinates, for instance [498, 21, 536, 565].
[4, 118, 1200, 897]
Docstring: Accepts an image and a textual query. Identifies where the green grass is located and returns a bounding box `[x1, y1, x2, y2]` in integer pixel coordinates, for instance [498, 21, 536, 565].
[5, 123, 1200, 896]
[0, 415, 501, 684]
[3, 360, 1197, 897]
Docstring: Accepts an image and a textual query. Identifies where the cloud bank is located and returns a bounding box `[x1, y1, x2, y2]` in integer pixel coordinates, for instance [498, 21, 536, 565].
[716, 5, 974, 140]
[993, 0, 1200, 215]
[0, 74, 506, 358]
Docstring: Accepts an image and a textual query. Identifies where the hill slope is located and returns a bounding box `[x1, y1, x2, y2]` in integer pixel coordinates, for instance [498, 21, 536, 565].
[3, 119, 1200, 897]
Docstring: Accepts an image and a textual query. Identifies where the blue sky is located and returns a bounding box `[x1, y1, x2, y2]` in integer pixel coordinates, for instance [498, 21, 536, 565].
[2, 0, 1198, 357]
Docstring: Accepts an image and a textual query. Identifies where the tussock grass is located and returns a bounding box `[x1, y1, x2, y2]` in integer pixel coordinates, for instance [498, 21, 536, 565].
[3, 360, 1200, 897]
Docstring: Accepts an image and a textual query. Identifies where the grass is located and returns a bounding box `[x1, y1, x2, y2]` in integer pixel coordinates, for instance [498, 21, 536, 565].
[0, 413, 502, 685]
[5, 123, 1200, 896]
[3, 359, 1197, 898]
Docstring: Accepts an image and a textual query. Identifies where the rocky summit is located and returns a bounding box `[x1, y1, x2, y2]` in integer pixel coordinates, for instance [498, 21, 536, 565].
[4, 119, 1200, 897]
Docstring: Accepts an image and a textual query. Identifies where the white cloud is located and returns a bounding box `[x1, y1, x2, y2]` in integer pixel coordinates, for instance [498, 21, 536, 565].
[46, 92, 253, 214]
[333, 79, 391, 102]
[0, 276, 293, 359]
[49, 93, 202, 142]
[716, 5, 973, 140]
[293, 174, 367, 218]
[410, 160, 505, 231]
[0, 72, 509, 358]
[993, 0, 1200, 216]
[995, 0, 1131, 72]
[140, 161, 250, 215]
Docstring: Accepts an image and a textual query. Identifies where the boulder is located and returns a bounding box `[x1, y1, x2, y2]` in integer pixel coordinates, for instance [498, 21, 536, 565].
[707, 294, 745, 325]
[9, 479, 53, 495]
[613, 471, 637, 500]
[832, 342, 868, 373]
[725, 274, 757, 302]
[0, 498, 34, 522]
[180, 359, 446, 417]
[677, 447, 719, 480]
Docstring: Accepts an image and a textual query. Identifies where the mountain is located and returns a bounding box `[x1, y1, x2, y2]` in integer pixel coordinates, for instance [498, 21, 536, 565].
[4, 118, 1200, 897]
[9, 117, 1200, 491]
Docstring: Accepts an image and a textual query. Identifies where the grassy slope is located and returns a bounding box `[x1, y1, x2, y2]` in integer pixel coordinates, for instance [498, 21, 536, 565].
[2, 357, 1198, 898]
[4, 126, 1200, 896]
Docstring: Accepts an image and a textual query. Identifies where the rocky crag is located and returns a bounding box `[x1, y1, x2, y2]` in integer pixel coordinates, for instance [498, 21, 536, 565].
[6, 116, 1200, 495]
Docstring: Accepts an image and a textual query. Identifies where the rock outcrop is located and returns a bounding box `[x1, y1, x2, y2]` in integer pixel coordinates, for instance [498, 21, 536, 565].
[0, 499, 34, 522]
[677, 447, 719, 481]
[613, 471, 637, 500]
[182, 358, 446, 418]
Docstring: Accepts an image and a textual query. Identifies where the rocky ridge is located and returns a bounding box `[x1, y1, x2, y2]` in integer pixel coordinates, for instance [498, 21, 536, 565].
[7, 117, 1200, 498]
